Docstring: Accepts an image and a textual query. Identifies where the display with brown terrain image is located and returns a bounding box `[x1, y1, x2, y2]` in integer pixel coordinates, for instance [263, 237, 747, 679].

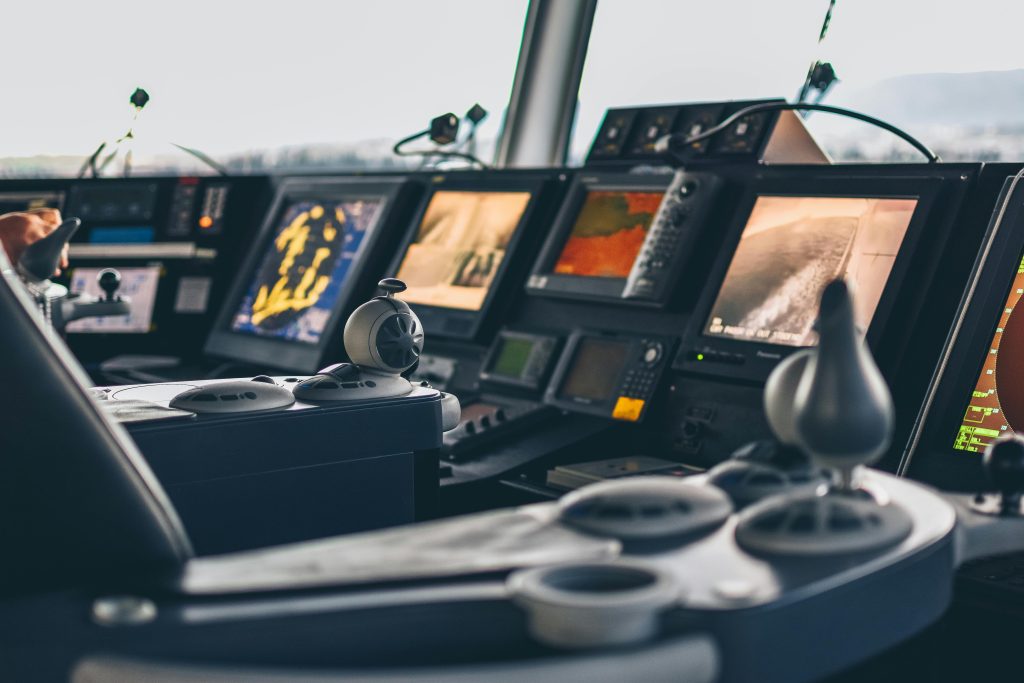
[553, 191, 662, 278]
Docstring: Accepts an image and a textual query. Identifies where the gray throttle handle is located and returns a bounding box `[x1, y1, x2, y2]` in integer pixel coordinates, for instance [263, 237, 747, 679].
[17, 218, 81, 282]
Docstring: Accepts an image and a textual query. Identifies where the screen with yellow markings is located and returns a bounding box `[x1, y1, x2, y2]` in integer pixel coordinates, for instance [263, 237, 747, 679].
[231, 198, 385, 343]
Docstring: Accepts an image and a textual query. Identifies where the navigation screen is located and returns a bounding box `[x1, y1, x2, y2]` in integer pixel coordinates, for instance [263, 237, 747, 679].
[954, 254, 1024, 452]
[553, 190, 662, 278]
[558, 338, 630, 402]
[395, 190, 531, 311]
[704, 195, 917, 347]
[66, 266, 160, 334]
[231, 197, 385, 344]
[488, 336, 535, 380]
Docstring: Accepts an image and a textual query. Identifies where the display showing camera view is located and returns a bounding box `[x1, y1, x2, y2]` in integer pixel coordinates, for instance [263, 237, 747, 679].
[395, 191, 531, 311]
[65, 266, 160, 334]
[553, 190, 662, 278]
[559, 338, 629, 402]
[704, 195, 918, 347]
[231, 197, 384, 344]
[954, 254, 1024, 452]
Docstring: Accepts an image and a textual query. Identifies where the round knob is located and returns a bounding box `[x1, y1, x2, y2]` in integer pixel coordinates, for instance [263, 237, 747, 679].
[97, 268, 121, 301]
[378, 278, 407, 297]
[983, 435, 1024, 510]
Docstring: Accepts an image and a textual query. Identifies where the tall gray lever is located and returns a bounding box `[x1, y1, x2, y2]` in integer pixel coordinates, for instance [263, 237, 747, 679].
[16, 218, 81, 282]
[793, 279, 894, 488]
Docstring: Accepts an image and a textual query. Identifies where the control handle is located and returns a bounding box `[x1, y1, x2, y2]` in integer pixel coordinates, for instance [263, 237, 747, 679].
[17, 218, 81, 282]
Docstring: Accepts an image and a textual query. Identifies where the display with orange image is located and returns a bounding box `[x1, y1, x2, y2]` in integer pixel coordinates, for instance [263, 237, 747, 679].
[553, 190, 663, 278]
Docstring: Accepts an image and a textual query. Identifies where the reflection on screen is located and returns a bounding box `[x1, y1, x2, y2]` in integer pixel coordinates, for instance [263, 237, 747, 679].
[66, 266, 160, 334]
[489, 337, 534, 380]
[704, 195, 917, 347]
[231, 197, 384, 344]
[954, 254, 1024, 453]
[558, 338, 629, 402]
[395, 191, 532, 311]
[553, 190, 662, 278]
[0, 191, 64, 214]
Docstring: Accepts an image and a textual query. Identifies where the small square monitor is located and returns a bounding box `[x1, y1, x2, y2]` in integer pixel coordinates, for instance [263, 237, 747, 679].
[388, 176, 547, 340]
[205, 177, 411, 372]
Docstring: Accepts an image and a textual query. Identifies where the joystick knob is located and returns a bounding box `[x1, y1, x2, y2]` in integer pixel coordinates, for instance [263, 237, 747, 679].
[793, 280, 893, 488]
[378, 278, 407, 298]
[983, 435, 1024, 514]
[98, 268, 122, 302]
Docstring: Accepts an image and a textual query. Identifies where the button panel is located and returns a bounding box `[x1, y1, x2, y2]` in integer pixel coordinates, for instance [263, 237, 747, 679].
[623, 170, 721, 302]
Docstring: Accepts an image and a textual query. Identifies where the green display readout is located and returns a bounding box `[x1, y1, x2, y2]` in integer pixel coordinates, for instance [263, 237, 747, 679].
[490, 337, 534, 379]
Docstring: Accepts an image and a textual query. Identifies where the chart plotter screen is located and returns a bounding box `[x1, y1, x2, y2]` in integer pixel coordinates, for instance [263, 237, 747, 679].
[704, 195, 917, 347]
[954, 254, 1024, 452]
[231, 198, 384, 344]
[552, 190, 662, 278]
[558, 337, 630, 402]
[395, 191, 531, 311]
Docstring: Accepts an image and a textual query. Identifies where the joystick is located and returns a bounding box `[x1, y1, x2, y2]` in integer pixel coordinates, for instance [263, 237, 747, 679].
[707, 348, 827, 507]
[98, 268, 122, 302]
[735, 280, 913, 556]
[293, 279, 428, 402]
[971, 435, 1024, 516]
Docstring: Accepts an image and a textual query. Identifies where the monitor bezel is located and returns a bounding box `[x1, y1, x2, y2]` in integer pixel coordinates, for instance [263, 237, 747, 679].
[525, 172, 674, 305]
[205, 176, 409, 372]
[385, 174, 550, 342]
[900, 176, 1024, 489]
[674, 173, 945, 383]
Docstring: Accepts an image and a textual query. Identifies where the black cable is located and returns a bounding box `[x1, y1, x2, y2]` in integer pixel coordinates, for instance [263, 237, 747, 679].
[171, 143, 229, 176]
[659, 102, 940, 163]
[393, 129, 489, 169]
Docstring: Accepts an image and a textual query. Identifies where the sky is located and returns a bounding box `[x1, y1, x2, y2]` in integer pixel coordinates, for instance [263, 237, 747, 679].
[0, 0, 528, 157]
[3, 1, 1024, 163]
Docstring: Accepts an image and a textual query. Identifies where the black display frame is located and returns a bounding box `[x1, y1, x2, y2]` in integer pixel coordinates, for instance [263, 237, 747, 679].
[385, 173, 552, 342]
[900, 175, 1024, 489]
[525, 172, 674, 305]
[674, 173, 947, 383]
[205, 176, 410, 372]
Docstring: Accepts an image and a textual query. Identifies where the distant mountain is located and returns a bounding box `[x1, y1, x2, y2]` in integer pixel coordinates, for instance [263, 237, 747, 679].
[836, 69, 1024, 128]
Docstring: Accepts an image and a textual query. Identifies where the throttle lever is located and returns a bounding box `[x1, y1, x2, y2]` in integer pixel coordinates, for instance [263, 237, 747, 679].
[16, 218, 81, 283]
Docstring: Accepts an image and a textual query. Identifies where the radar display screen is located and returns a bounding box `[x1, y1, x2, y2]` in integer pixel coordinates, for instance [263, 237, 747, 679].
[704, 195, 917, 347]
[954, 254, 1024, 452]
[558, 337, 630, 402]
[395, 190, 532, 311]
[65, 266, 160, 334]
[552, 191, 662, 278]
[231, 197, 385, 344]
[488, 336, 536, 381]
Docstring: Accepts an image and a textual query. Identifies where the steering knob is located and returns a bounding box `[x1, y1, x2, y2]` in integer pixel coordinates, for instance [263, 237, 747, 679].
[98, 268, 122, 302]
[983, 435, 1024, 513]
[378, 278, 407, 297]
